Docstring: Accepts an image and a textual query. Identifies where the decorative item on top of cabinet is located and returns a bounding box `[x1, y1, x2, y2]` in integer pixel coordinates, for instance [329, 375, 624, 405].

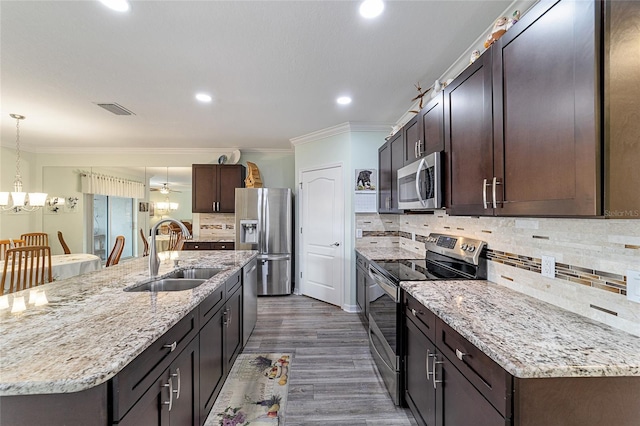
[409, 82, 432, 114]
[244, 162, 263, 188]
[192, 164, 245, 213]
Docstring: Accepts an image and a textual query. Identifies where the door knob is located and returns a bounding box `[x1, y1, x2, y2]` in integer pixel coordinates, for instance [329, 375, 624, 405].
[331, 242, 340, 247]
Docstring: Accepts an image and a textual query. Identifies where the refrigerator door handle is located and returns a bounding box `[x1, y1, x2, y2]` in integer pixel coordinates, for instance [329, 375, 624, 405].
[258, 254, 291, 261]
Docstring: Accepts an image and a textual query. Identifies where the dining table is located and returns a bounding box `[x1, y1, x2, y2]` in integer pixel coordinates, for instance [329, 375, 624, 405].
[0, 253, 103, 282]
[154, 235, 171, 252]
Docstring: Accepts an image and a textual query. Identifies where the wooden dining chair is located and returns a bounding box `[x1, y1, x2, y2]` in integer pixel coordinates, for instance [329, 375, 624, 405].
[57, 231, 71, 254]
[168, 230, 184, 251]
[139, 229, 150, 257]
[1, 246, 53, 295]
[106, 236, 125, 267]
[20, 232, 49, 247]
[0, 239, 26, 261]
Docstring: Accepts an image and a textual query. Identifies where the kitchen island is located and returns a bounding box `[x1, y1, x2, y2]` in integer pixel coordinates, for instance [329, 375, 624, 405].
[0, 250, 257, 425]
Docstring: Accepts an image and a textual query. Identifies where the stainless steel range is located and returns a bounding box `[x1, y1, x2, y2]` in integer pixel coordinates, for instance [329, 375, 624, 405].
[367, 233, 487, 405]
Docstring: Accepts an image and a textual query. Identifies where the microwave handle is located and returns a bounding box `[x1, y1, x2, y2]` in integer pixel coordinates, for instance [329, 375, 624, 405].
[415, 157, 428, 207]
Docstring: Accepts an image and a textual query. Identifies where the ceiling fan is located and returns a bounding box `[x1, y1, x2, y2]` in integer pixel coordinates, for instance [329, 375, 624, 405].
[150, 167, 182, 193]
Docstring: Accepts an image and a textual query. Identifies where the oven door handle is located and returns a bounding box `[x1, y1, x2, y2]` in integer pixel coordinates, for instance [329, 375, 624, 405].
[414, 157, 428, 207]
[368, 265, 400, 302]
[369, 326, 395, 372]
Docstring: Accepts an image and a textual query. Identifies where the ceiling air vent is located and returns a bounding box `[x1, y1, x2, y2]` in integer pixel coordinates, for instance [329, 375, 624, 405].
[96, 103, 135, 116]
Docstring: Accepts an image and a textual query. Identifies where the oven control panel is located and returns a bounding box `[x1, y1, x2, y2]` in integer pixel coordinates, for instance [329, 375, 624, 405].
[425, 233, 486, 265]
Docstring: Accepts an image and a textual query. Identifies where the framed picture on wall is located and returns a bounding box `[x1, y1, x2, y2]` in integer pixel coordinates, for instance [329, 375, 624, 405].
[149, 203, 155, 217]
[355, 169, 377, 191]
[138, 201, 149, 212]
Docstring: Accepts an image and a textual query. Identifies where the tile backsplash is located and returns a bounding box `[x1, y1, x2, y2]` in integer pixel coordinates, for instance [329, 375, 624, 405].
[356, 212, 640, 336]
[193, 213, 236, 240]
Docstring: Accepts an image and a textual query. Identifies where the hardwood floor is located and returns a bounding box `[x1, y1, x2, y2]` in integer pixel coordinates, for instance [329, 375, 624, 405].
[242, 294, 418, 426]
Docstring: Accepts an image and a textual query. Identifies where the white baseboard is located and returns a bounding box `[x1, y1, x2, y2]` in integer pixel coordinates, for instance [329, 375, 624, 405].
[342, 303, 359, 313]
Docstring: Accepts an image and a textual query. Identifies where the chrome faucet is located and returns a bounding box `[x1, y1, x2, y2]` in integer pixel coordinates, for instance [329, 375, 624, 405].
[149, 218, 191, 278]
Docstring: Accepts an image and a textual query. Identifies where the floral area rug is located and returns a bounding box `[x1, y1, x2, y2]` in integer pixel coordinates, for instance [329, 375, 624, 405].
[205, 353, 292, 426]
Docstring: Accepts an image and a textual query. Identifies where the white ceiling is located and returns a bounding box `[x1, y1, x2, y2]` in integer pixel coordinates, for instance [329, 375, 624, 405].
[1, 0, 515, 152]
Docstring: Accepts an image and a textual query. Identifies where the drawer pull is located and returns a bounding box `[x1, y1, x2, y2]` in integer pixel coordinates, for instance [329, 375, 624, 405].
[410, 308, 423, 317]
[456, 348, 467, 361]
[163, 341, 177, 352]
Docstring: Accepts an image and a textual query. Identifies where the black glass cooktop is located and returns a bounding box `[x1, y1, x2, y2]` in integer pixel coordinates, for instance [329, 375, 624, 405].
[374, 252, 484, 283]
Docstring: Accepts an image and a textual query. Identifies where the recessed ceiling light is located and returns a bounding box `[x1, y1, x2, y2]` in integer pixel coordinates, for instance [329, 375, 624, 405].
[98, 0, 130, 12]
[195, 93, 212, 103]
[359, 0, 384, 19]
[337, 96, 352, 105]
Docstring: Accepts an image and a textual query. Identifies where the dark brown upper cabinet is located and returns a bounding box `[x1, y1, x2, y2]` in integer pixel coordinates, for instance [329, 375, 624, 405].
[492, 0, 600, 216]
[192, 164, 246, 213]
[378, 131, 405, 214]
[445, 0, 601, 217]
[444, 51, 494, 216]
[404, 92, 445, 167]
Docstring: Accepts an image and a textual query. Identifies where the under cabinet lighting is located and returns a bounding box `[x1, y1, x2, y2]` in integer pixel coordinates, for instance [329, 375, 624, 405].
[337, 96, 352, 105]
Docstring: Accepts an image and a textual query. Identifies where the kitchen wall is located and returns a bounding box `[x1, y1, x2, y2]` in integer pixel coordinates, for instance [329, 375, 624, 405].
[293, 123, 389, 310]
[356, 212, 640, 336]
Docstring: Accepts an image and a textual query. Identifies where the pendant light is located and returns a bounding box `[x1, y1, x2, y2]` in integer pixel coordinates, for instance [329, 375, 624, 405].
[0, 114, 47, 211]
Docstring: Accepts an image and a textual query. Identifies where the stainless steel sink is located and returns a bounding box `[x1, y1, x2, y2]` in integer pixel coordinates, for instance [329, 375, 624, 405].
[125, 268, 223, 292]
[166, 268, 224, 280]
[125, 278, 207, 292]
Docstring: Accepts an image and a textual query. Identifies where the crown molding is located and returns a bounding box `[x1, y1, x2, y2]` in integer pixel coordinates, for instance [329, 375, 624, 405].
[1, 145, 293, 155]
[290, 122, 393, 146]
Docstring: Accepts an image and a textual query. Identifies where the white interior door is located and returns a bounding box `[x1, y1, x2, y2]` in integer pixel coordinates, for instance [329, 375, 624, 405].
[300, 165, 344, 307]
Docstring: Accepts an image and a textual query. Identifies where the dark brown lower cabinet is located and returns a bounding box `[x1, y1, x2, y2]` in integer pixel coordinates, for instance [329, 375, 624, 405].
[119, 336, 200, 426]
[405, 318, 437, 426]
[199, 303, 225, 422]
[406, 315, 506, 426]
[404, 292, 640, 426]
[224, 285, 243, 372]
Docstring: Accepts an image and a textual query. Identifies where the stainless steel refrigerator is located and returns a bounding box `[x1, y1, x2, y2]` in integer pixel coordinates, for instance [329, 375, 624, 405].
[235, 188, 292, 295]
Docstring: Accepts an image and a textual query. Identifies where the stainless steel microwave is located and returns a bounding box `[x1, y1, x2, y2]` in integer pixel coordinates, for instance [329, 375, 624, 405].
[397, 151, 442, 210]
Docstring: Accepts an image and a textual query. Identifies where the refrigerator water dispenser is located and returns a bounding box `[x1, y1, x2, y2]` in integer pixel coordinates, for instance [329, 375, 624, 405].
[240, 219, 259, 244]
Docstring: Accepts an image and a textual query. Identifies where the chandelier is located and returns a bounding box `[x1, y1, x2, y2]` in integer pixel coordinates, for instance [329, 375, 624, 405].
[0, 114, 47, 211]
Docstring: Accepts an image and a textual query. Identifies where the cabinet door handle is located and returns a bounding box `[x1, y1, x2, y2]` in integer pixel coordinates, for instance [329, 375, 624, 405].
[426, 349, 434, 379]
[162, 377, 174, 411]
[163, 341, 177, 352]
[492, 177, 501, 209]
[482, 178, 489, 209]
[414, 141, 418, 159]
[223, 309, 229, 326]
[171, 368, 181, 399]
[418, 139, 422, 157]
[432, 354, 443, 389]
[228, 306, 232, 326]
[212, 202, 216, 211]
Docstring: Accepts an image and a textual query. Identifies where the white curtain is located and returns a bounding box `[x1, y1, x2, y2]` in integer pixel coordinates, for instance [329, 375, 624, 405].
[80, 172, 145, 199]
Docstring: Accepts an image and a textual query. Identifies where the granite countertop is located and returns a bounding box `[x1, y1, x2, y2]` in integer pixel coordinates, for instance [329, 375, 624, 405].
[402, 280, 640, 379]
[356, 247, 420, 261]
[0, 250, 257, 396]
